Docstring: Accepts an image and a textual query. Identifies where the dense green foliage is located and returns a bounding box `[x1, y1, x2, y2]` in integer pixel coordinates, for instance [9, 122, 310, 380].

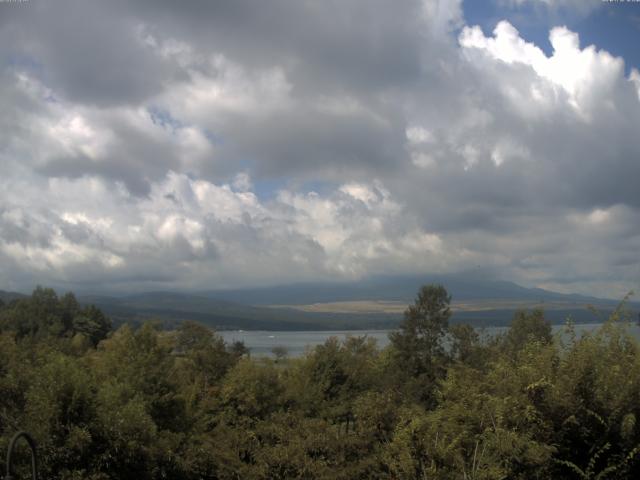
[1, 285, 640, 479]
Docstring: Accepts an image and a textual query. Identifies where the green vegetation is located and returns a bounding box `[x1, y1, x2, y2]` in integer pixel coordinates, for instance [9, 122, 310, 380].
[1, 285, 640, 479]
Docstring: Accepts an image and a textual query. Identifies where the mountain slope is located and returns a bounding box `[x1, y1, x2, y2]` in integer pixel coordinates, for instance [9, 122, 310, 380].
[202, 274, 621, 306]
[79, 292, 397, 331]
[0, 290, 28, 304]
[78, 275, 637, 330]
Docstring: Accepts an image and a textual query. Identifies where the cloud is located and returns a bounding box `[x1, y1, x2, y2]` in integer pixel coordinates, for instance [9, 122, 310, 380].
[0, 1, 177, 107]
[0, 172, 461, 292]
[455, 21, 640, 209]
[0, 0, 639, 297]
[460, 21, 629, 118]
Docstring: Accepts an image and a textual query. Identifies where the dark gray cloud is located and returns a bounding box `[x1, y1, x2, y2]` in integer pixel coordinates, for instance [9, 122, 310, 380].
[0, 0, 176, 106]
[118, 0, 431, 90]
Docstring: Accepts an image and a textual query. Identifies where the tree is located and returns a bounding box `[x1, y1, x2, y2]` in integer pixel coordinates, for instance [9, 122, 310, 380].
[389, 284, 451, 405]
[503, 308, 552, 355]
[0, 288, 111, 345]
[2, 286, 62, 338]
[227, 340, 250, 359]
[72, 305, 111, 346]
[271, 345, 289, 362]
[175, 320, 214, 353]
[221, 358, 283, 420]
[449, 323, 483, 366]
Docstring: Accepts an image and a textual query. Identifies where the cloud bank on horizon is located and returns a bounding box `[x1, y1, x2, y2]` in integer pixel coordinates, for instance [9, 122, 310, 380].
[0, 0, 639, 298]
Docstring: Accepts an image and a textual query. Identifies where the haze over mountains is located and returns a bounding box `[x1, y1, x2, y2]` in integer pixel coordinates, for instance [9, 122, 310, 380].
[201, 274, 612, 305]
[2, 275, 636, 331]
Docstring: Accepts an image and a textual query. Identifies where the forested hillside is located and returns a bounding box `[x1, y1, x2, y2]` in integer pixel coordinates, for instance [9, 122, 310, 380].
[1, 286, 640, 479]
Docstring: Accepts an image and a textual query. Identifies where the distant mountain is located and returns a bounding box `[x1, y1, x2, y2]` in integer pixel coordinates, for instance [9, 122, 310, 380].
[6, 274, 636, 331]
[79, 291, 398, 331]
[190, 274, 636, 329]
[0, 289, 28, 304]
[201, 274, 621, 306]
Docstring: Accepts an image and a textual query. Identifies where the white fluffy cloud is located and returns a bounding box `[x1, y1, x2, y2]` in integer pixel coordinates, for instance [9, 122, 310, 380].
[460, 21, 629, 118]
[0, 171, 461, 291]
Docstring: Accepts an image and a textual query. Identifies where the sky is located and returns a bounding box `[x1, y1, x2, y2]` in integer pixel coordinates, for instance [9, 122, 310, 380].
[0, 0, 639, 298]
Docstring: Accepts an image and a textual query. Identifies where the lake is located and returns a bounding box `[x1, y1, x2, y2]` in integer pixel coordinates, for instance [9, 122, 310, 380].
[220, 322, 640, 357]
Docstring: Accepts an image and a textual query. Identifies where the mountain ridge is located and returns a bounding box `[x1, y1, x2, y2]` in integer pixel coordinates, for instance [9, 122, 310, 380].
[200, 275, 623, 306]
[2, 276, 636, 330]
[0, 290, 28, 304]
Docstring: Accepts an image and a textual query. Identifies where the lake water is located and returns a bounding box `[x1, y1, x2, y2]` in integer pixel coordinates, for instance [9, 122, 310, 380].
[221, 329, 392, 357]
[220, 323, 640, 357]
